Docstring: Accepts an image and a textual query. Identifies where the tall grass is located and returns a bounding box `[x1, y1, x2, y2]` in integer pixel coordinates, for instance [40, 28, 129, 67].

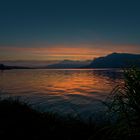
[105, 67, 140, 139]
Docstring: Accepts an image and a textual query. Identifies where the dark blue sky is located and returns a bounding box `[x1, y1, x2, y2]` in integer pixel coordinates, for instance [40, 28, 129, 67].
[0, 0, 140, 60]
[0, 0, 140, 45]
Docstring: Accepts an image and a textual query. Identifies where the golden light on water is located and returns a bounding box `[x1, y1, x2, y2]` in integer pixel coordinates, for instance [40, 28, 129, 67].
[0, 69, 122, 99]
[0, 69, 123, 113]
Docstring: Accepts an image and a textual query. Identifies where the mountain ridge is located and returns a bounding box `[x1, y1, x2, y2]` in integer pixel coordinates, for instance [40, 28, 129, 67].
[1, 53, 140, 69]
[88, 53, 140, 68]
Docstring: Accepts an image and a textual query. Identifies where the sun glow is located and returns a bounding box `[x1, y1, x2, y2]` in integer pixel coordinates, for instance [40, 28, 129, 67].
[0, 43, 140, 61]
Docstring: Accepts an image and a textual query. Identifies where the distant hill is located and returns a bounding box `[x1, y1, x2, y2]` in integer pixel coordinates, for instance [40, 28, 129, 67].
[46, 60, 91, 69]
[1, 53, 140, 69]
[0, 64, 31, 70]
[88, 53, 140, 68]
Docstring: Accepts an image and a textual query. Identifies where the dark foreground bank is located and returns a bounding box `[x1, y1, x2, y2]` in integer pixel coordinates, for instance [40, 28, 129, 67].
[0, 98, 102, 140]
[0, 98, 139, 140]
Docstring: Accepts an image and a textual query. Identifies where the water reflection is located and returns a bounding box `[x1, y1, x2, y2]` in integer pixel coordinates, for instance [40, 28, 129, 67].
[0, 69, 123, 117]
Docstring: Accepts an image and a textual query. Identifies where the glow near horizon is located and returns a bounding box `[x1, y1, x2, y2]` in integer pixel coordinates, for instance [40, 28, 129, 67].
[0, 43, 140, 61]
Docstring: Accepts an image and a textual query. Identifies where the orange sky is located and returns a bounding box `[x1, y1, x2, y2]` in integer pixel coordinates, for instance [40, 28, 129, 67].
[0, 43, 140, 61]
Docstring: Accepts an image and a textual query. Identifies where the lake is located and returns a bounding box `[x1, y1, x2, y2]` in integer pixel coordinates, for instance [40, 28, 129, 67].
[0, 69, 123, 119]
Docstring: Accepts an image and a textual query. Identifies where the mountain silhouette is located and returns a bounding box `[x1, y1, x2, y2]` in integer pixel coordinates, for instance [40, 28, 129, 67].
[88, 53, 140, 68]
[1, 53, 140, 69]
[46, 60, 91, 69]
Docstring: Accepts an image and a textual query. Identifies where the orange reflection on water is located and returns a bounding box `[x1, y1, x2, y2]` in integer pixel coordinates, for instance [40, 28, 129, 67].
[0, 69, 122, 101]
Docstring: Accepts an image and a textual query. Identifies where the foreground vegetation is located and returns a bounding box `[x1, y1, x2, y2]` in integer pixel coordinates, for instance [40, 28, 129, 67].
[0, 98, 104, 140]
[0, 68, 140, 140]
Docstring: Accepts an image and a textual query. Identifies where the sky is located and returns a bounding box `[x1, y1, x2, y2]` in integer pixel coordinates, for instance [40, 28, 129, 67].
[0, 0, 140, 61]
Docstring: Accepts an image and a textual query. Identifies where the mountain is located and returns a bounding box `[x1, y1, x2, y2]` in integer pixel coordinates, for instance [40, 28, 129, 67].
[88, 53, 140, 68]
[46, 60, 91, 69]
[1, 53, 140, 69]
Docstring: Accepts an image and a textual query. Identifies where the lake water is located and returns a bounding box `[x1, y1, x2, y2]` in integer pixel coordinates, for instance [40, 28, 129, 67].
[0, 69, 123, 119]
